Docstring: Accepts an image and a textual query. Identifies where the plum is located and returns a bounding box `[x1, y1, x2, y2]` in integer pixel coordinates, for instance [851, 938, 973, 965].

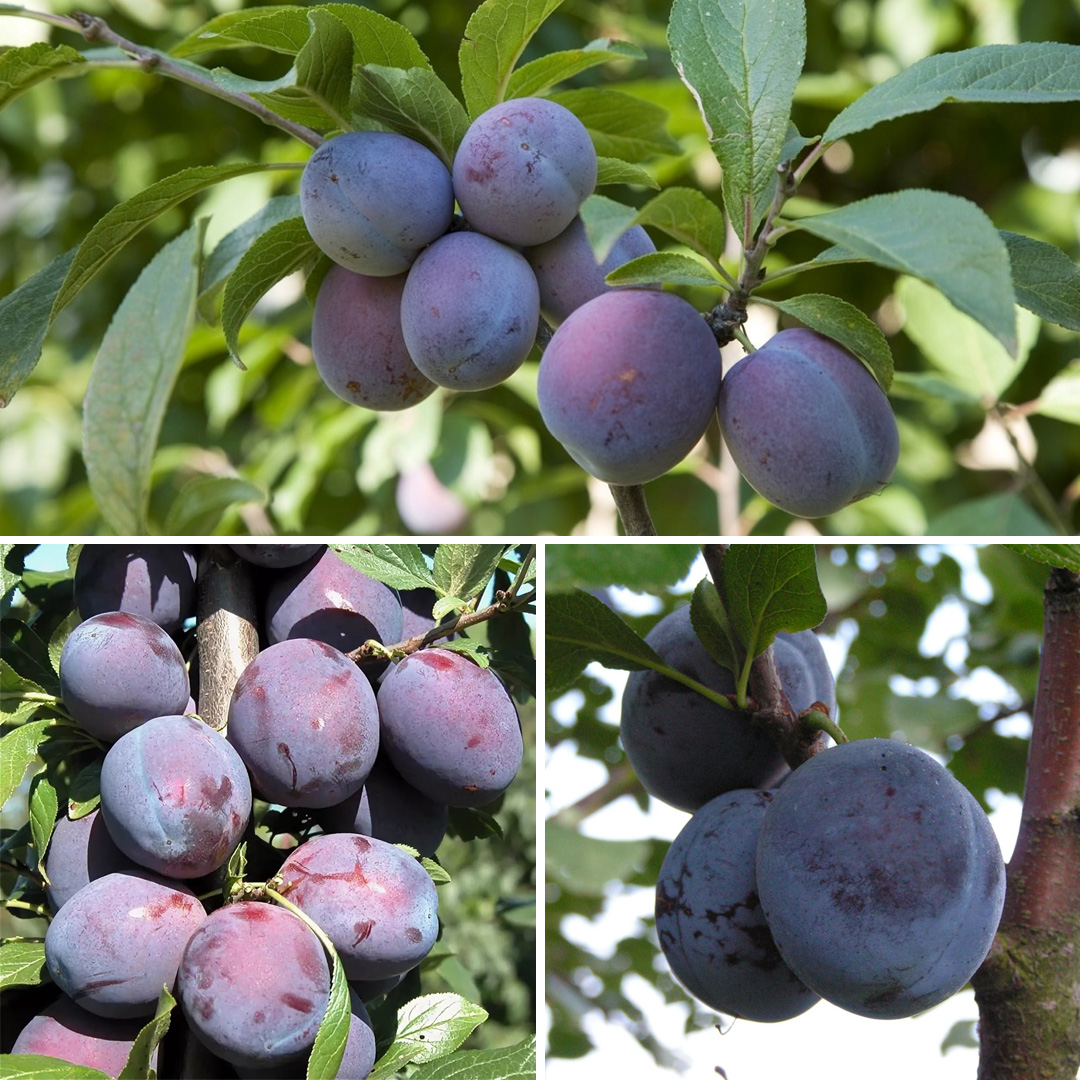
[755, 738, 1006, 1019]
[621, 605, 835, 812]
[537, 289, 721, 485]
[311, 266, 437, 412]
[526, 216, 657, 326]
[717, 328, 900, 518]
[227, 638, 379, 809]
[656, 789, 820, 1021]
[400, 231, 540, 391]
[452, 97, 597, 246]
[59, 612, 191, 742]
[300, 130, 454, 276]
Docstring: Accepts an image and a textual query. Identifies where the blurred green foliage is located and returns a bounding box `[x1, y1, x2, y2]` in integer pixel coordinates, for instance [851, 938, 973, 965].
[1, 0, 1078, 535]
[545, 542, 1050, 1063]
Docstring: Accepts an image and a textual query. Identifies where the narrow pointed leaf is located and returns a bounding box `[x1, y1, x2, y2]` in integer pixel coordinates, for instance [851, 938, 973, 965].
[595, 157, 660, 189]
[459, 0, 565, 118]
[1001, 232, 1080, 331]
[669, 0, 806, 228]
[825, 43, 1080, 143]
[506, 41, 645, 99]
[632, 187, 727, 264]
[84, 224, 203, 534]
[605, 251, 724, 288]
[0, 42, 85, 110]
[0, 248, 76, 407]
[550, 88, 680, 163]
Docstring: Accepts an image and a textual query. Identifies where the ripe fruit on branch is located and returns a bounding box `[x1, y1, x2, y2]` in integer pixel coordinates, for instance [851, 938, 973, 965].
[537, 289, 721, 485]
[452, 97, 598, 247]
[300, 131, 454, 276]
[755, 738, 1005, 1019]
[718, 328, 899, 518]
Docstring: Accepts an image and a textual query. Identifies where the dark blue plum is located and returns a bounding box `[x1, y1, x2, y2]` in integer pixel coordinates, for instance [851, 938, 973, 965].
[75, 544, 197, 634]
[178, 901, 330, 1071]
[621, 606, 835, 812]
[756, 739, 1006, 1019]
[400, 231, 539, 391]
[228, 544, 324, 568]
[44, 808, 139, 911]
[656, 789, 820, 1021]
[718, 328, 899, 518]
[300, 131, 454, 276]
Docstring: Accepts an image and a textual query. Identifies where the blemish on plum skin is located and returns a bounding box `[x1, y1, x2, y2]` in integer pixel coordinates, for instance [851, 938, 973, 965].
[281, 992, 315, 1014]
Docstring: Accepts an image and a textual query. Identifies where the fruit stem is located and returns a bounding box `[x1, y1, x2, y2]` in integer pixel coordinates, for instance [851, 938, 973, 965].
[800, 707, 847, 745]
[609, 484, 657, 535]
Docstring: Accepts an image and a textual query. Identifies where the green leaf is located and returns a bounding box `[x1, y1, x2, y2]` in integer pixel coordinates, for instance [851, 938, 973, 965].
[546, 544, 699, 592]
[550, 88, 680, 163]
[0, 941, 48, 991]
[927, 494, 1057, 536]
[431, 595, 469, 622]
[1033, 359, 1080, 424]
[53, 162, 295, 317]
[0, 248, 76, 407]
[171, 7, 312, 57]
[669, 0, 806, 227]
[28, 771, 58, 871]
[579, 194, 639, 262]
[0, 1056, 108, 1079]
[353, 65, 470, 167]
[0, 720, 54, 810]
[1005, 544, 1080, 573]
[507, 40, 645, 99]
[433, 545, 507, 602]
[369, 993, 488, 1078]
[199, 195, 301, 314]
[161, 475, 268, 534]
[68, 759, 102, 820]
[407, 1036, 536, 1080]
[605, 251, 723, 288]
[1, 660, 52, 727]
[117, 987, 175, 1080]
[690, 577, 740, 676]
[432, 639, 491, 667]
[447, 804, 503, 841]
[895, 275, 1039, 402]
[547, 824, 650, 896]
[83, 222, 203, 535]
[595, 157, 659, 189]
[766, 293, 894, 391]
[48, 611, 80, 681]
[221, 217, 318, 364]
[793, 191, 1018, 356]
[420, 856, 452, 885]
[0, 42, 85, 111]
[459, 0, 565, 118]
[546, 589, 665, 695]
[2, 619, 60, 693]
[292, 8, 354, 128]
[719, 545, 827, 659]
[307, 952, 350, 1080]
[632, 187, 727, 265]
[825, 43, 1080, 143]
[323, 3, 432, 70]
[1001, 232, 1080, 332]
[334, 544, 436, 591]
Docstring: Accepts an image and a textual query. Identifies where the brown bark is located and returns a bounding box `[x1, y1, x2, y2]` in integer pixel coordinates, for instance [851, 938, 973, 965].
[973, 567, 1080, 1080]
[194, 545, 260, 732]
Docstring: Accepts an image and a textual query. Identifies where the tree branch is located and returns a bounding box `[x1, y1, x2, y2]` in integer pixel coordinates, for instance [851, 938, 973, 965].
[973, 566, 1080, 1080]
[69, 11, 325, 148]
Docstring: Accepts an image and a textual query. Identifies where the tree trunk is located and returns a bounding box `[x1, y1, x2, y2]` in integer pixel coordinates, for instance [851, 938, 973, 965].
[973, 567, 1080, 1080]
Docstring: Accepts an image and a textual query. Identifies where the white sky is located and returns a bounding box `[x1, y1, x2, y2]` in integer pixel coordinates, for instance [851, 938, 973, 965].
[544, 547, 1025, 1079]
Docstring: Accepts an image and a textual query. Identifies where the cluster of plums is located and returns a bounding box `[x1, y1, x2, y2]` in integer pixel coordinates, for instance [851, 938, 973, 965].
[299, 97, 899, 517]
[619, 603, 1005, 1022]
[13, 543, 523, 1078]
